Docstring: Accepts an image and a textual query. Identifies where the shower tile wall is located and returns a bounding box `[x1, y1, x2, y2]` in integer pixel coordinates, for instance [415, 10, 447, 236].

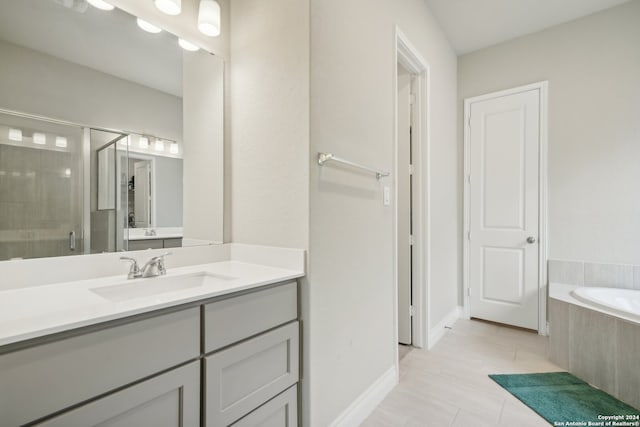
[0, 144, 82, 260]
[549, 259, 640, 290]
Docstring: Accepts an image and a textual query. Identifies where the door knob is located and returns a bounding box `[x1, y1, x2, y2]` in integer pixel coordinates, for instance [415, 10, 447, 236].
[526, 236, 536, 244]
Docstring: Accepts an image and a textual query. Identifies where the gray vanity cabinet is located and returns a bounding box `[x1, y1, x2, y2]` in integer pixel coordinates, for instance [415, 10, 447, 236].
[0, 280, 300, 427]
[232, 386, 298, 427]
[35, 362, 200, 427]
[205, 322, 299, 426]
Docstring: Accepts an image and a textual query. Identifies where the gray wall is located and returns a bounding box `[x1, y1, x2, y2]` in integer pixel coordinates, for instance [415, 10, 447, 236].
[458, 1, 640, 268]
[0, 40, 182, 142]
[308, 0, 458, 424]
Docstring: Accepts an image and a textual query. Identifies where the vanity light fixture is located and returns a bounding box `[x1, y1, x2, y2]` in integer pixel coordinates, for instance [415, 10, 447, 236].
[169, 142, 179, 154]
[33, 133, 46, 145]
[8, 128, 22, 142]
[55, 136, 68, 148]
[137, 18, 162, 34]
[178, 38, 199, 52]
[154, 0, 181, 16]
[64, 168, 72, 177]
[155, 139, 165, 152]
[198, 0, 221, 37]
[86, 0, 115, 11]
[139, 136, 150, 148]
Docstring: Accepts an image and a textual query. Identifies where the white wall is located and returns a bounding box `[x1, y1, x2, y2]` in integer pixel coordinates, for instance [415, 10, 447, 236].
[458, 1, 640, 267]
[229, 0, 310, 249]
[183, 52, 225, 244]
[308, 0, 458, 425]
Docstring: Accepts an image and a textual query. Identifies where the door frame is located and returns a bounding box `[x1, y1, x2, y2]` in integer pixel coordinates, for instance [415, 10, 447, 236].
[462, 81, 549, 334]
[393, 27, 431, 362]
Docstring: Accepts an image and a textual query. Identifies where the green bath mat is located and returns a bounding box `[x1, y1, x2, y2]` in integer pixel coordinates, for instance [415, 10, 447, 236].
[489, 372, 640, 426]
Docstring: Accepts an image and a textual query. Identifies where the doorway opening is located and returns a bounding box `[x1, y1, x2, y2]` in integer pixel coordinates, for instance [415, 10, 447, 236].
[394, 28, 431, 365]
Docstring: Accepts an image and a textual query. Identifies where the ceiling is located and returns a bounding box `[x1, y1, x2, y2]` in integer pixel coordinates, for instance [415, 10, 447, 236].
[424, 0, 632, 55]
[0, 0, 182, 97]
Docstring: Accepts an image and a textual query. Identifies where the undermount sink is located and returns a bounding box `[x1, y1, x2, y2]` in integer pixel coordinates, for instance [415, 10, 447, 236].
[90, 272, 237, 302]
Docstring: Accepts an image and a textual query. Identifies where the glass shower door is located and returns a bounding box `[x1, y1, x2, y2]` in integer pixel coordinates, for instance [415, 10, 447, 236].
[0, 111, 84, 260]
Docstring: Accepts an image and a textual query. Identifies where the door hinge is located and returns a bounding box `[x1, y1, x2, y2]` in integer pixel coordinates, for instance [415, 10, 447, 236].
[409, 164, 414, 175]
[409, 305, 415, 316]
[467, 231, 471, 241]
[467, 174, 471, 184]
[409, 234, 415, 246]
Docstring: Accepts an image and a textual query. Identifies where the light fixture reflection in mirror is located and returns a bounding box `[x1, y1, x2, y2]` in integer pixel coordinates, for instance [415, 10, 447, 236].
[87, 0, 115, 11]
[154, 0, 181, 16]
[136, 18, 162, 34]
[178, 38, 200, 52]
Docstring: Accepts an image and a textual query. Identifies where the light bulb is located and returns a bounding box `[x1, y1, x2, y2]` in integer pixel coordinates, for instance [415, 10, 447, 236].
[154, 0, 181, 15]
[55, 136, 68, 148]
[137, 18, 162, 34]
[169, 142, 179, 154]
[87, 0, 115, 11]
[33, 133, 46, 145]
[178, 38, 199, 52]
[139, 136, 149, 148]
[8, 128, 22, 142]
[198, 0, 221, 37]
[155, 140, 165, 152]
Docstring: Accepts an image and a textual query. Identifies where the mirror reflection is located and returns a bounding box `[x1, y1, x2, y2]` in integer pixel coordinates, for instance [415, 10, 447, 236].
[0, 0, 224, 261]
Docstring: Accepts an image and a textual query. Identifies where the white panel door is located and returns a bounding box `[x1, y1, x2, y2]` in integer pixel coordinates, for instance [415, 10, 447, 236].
[134, 161, 151, 228]
[469, 89, 540, 330]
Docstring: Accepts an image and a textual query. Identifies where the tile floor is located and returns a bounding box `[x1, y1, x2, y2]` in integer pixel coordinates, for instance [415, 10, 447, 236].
[362, 318, 562, 426]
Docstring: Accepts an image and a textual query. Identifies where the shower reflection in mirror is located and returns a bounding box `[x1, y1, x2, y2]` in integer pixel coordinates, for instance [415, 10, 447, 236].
[0, 110, 183, 260]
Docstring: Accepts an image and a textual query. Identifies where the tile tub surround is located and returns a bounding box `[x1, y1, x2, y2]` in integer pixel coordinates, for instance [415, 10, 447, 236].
[0, 243, 305, 346]
[548, 259, 639, 289]
[548, 286, 640, 410]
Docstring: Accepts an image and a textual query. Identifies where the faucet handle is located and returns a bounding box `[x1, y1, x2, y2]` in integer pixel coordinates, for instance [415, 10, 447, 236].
[120, 256, 141, 279]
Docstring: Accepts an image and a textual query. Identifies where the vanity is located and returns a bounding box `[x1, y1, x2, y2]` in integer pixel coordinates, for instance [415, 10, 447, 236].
[0, 246, 304, 427]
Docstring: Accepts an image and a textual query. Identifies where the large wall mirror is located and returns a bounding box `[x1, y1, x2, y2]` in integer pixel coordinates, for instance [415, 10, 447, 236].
[0, 0, 224, 261]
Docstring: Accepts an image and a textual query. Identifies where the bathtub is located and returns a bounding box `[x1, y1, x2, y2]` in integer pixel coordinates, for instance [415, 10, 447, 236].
[548, 283, 640, 410]
[571, 286, 640, 322]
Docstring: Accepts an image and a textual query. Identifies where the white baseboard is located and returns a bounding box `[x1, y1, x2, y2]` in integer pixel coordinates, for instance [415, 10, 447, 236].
[328, 365, 398, 427]
[427, 306, 463, 349]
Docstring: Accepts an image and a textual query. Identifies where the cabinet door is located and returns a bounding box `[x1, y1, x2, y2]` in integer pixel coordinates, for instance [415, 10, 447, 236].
[205, 322, 299, 427]
[127, 239, 164, 251]
[232, 385, 298, 427]
[35, 362, 200, 427]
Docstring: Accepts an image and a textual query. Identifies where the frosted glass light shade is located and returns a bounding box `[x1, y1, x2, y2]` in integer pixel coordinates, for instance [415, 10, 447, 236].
[33, 133, 46, 145]
[8, 128, 22, 141]
[198, 0, 221, 37]
[169, 142, 179, 154]
[87, 0, 115, 11]
[155, 140, 165, 152]
[55, 136, 68, 148]
[137, 18, 162, 34]
[154, 0, 181, 15]
[178, 38, 199, 52]
[139, 136, 149, 148]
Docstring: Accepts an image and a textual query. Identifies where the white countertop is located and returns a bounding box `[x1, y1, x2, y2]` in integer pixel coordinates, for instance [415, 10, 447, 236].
[0, 260, 303, 347]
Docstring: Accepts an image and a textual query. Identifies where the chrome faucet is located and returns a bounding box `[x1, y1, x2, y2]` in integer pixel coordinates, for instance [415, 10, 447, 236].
[140, 252, 171, 278]
[120, 256, 141, 279]
[120, 252, 171, 279]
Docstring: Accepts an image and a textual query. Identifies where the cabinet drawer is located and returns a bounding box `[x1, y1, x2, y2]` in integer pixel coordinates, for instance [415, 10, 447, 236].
[35, 361, 200, 427]
[127, 239, 164, 251]
[204, 281, 297, 353]
[0, 307, 200, 427]
[205, 322, 299, 427]
[232, 385, 298, 427]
